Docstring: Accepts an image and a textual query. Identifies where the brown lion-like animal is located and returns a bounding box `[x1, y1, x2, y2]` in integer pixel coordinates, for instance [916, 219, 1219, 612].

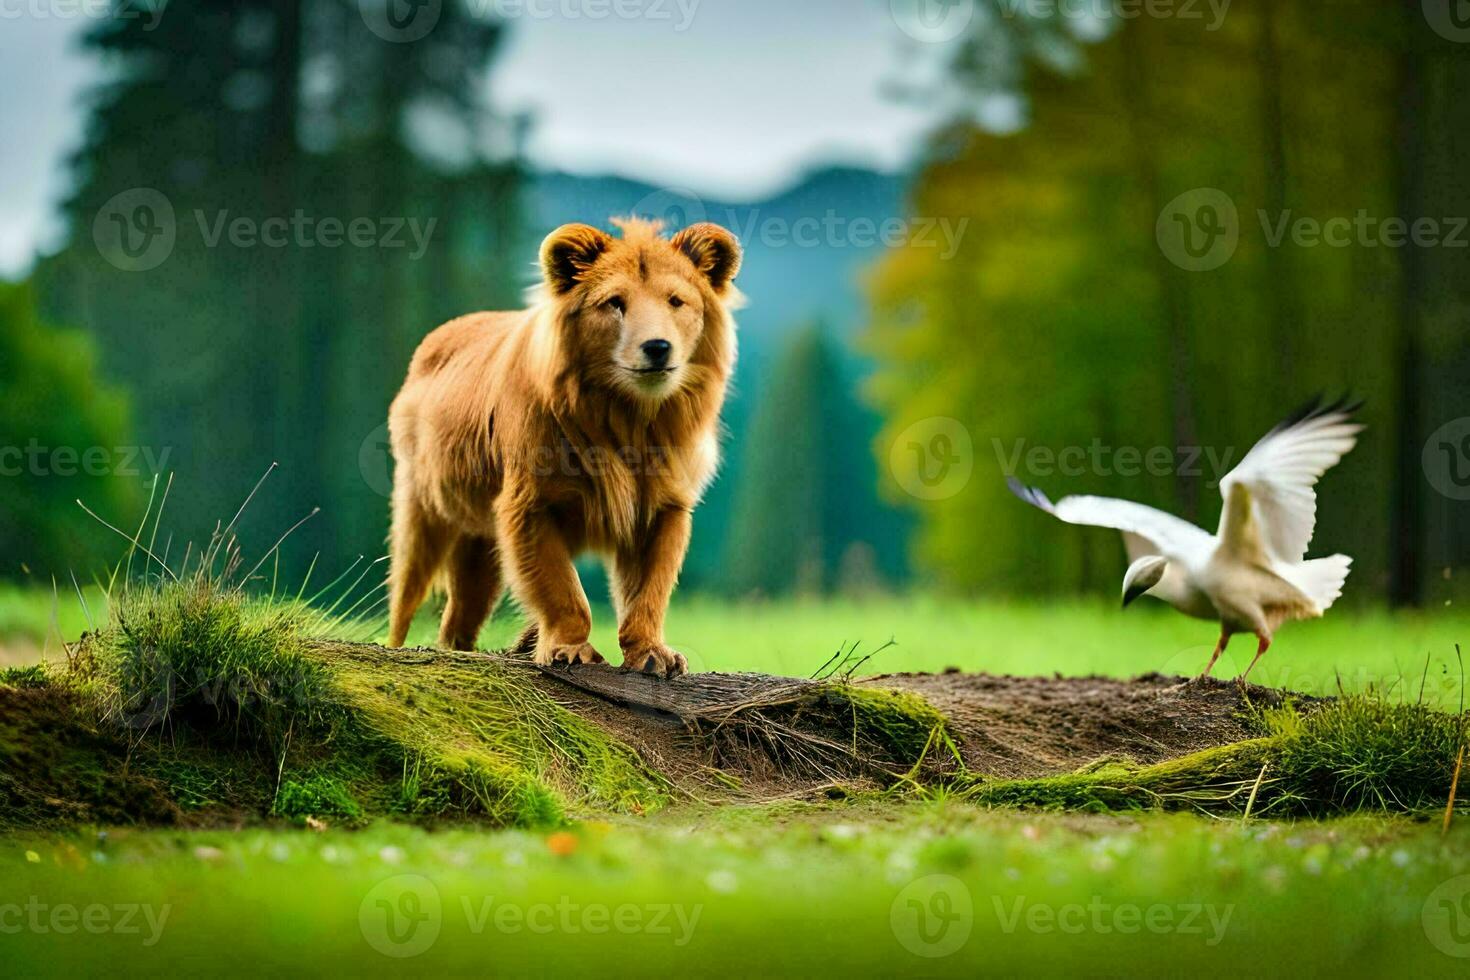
[385, 217, 741, 677]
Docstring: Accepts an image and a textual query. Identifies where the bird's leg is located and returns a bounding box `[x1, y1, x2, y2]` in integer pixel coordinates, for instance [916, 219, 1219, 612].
[1240, 633, 1272, 684]
[1200, 630, 1231, 678]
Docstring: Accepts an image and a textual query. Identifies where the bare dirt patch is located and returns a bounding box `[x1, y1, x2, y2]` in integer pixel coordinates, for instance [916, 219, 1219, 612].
[512, 656, 1315, 793]
[868, 671, 1310, 779]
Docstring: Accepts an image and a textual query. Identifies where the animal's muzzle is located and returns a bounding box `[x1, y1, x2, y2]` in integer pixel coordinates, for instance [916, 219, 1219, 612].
[640, 339, 672, 369]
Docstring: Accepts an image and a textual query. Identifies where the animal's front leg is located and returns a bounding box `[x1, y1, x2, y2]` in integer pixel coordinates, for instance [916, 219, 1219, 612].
[499, 506, 604, 667]
[612, 507, 692, 678]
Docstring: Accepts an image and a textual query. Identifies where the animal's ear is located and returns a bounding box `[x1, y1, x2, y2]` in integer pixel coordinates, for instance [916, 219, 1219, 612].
[540, 223, 613, 294]
[671, 223, 742, 292]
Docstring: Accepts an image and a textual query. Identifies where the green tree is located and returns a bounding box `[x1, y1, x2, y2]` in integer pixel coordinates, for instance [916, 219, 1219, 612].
[0, 283, 141, 577]
[724, 324, 904, 597]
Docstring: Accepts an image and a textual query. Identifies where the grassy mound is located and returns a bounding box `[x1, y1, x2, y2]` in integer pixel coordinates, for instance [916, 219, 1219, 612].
[4, 557, 1462, 828]
[2, 576, 669, 830]
[962, 697, 1466, 817]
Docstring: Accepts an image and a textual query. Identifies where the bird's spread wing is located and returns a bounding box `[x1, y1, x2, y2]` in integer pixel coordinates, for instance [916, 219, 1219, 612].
[1008, 477, 1214, 564]
[1216, 396, 1363, 565]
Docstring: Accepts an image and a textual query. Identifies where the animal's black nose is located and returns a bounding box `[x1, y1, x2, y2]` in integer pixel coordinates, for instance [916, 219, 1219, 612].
[641, 339, 672, 367]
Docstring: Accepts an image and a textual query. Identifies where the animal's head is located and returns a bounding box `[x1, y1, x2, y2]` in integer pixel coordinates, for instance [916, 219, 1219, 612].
[537, 217, 741, 403]
[1121, 555, 1168, 608]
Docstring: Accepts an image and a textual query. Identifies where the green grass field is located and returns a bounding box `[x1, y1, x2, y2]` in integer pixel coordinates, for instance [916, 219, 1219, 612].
[7, 585, 1468, 705]
[6, 806, 1470, 976]
[4, 585, 1469, 976]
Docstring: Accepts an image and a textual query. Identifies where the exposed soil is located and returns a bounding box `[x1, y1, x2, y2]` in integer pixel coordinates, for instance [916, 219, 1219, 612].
[868, 671, 1312, 779]
[515, 657, 1319, 792]
[0, 685, 182, 830]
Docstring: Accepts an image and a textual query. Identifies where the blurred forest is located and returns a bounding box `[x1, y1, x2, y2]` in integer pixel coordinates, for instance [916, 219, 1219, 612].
[868, 0, 1470, 606]
[31, 0, 525, 584]
[2, 0, 1467, 607]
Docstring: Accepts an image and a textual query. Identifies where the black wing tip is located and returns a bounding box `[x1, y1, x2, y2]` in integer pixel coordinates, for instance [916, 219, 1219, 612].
[1274, 392, 1364, 433]
[1005, 475, 1054, 512]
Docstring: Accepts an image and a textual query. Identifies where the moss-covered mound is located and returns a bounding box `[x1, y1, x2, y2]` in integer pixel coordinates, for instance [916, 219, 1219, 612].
[961, 697, 1467, 818]
[1, 577, 671, 830]
[3, 575, 1463, 829]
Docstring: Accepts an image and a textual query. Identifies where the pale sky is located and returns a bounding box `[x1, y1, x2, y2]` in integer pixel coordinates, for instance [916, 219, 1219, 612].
[0, 0, 953, 276]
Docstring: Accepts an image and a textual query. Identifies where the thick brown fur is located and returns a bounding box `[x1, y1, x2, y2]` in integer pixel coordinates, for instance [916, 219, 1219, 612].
[385, 218, 742, 676]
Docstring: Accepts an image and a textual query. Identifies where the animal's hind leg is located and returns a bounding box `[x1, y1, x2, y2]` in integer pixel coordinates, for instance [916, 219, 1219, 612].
[1240, 634, 1272, 684]
[1200, 630, 1230, 679]
[439, 534, 501, 651]
[387, 498, 450, 648]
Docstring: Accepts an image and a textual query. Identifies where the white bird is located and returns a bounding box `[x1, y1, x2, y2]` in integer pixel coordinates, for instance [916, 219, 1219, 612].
[1009, 397, 1363, 682]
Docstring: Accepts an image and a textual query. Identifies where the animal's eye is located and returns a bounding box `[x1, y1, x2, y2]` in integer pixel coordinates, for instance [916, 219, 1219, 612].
[668, 296, 685, 309]
[606, 296, 626, 314]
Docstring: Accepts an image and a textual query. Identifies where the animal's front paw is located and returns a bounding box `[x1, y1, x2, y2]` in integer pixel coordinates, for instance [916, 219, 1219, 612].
[534, 641, 606, 667]
[619, 642, 688, 679]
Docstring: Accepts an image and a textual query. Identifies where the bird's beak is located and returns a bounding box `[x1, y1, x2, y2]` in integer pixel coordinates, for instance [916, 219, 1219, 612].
[1121, 586, 1147, 609]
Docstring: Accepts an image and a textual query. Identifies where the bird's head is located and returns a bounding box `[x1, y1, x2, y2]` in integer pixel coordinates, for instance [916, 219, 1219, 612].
[1121, 556, 1169, 608]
